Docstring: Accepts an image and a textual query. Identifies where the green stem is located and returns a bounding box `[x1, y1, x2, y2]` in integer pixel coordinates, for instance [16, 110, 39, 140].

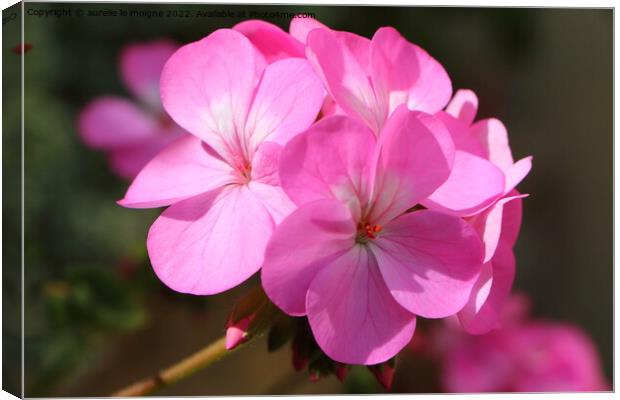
[111, 335, 236, 396]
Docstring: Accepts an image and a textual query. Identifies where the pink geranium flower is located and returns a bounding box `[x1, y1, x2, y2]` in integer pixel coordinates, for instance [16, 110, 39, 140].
[235, 18, 449, 126]
[262, 106, 483, 365]
[118, 29, 324, 294]
[305, 25, 452, 133]
[435, 295, 608, 392]
[78, 40, 185, 179]
[432, 89, 532, 334]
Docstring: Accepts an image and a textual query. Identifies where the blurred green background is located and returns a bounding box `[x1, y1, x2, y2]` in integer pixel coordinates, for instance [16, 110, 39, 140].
[2, 3, 612, 396]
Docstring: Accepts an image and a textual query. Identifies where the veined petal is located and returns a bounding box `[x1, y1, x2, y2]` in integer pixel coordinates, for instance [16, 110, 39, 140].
[306, 28, 385, 133]
[119, 135, 234, 209]
[368, 107, 454, 225]
[279, 116, 376, 220]
[147, 185, 273, 295]
[160, 29, 265, 164]
[373, 210, 483, 318]
[370, 27, 452, 115]
[233, 19, 304, 63]
[422, 150, 505, 217]
[262, 199, 357, 316]
[244, 58, 324, 151]
[469, 193, 527, 262]
[306, 245, 416, 364]
[247, 181, 296, 226]
[458, 242, 516, 335]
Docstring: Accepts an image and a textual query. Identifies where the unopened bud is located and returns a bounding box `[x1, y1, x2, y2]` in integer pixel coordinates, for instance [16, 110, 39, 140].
[334, 362, 348, 382]
[225, 314, 254, 350]
[368, 358, 396, 390]
[224, 286, 277, 351]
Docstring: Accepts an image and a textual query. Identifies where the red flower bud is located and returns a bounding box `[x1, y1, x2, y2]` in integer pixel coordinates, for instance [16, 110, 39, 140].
[225, 314, 254, 350]
[368, 358, 396, 390]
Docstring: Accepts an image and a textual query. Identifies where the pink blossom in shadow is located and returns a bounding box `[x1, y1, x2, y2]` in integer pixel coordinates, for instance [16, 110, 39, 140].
[434, 295, 609, 392]
[77, 40, 186, 179]
[262, 107, 484, 365]
[118, 29, 324, 295]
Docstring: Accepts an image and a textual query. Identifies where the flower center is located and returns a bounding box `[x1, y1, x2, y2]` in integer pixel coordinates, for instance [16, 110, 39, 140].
[356, 221, 382, 244]
[232, 154, 252, 184]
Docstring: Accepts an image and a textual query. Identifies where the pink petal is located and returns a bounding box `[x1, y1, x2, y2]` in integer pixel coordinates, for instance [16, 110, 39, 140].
[445, 89, 479, 125]
[250, 141, 283, 186]
[337, 31, 372, 75]
[306, 245, 416, 364]
[369, 107, 454, 225]
[505, 156, 533, 193]
[77, 97, 158, 149]
[160, 29, 265, 163]
[471, 118, 514, 171]
[107, 130, 182, 180]
[458, 242, 516, 334]
[233, 20, 304, 63]
[262, 199, 357, 316]
[469, 193, 527, 262]
[289, 16, 330, 43]
[247, 181, 296, 226]
[279, 116, 376, 220]
[306, 28, 385, 133]
[372, 210, 483, 318]
[422, 150, 506, 217]
[147, 185, 273, 295]
[436, 111, 486, 158]
[119, 135, 234, 209]
[245, 58, 324, 151]
[119, 39, 177, 108]
[498, 190, 525, 247]
[370, 27, 452, 115]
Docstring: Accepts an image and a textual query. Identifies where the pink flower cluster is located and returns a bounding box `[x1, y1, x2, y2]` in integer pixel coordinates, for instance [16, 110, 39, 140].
[119, 17, 532, 365]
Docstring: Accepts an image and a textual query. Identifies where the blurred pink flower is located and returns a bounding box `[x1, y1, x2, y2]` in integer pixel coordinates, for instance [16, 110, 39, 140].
[435, 295, 608, 392]
[77, 40, 185, 179]
[262, 106, 483, 365]
[118, 29, 324, 295]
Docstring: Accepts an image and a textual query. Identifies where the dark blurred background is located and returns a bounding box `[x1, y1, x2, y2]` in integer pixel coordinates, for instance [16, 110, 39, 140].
[2, 3, 612, 396]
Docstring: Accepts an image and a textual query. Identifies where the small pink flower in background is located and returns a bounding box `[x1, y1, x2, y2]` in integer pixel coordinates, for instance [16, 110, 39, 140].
[78, 40, 185, 179]
[119, 29, 324, 295]
[435, 294, 608, 392]
[262, 106, 483, 365]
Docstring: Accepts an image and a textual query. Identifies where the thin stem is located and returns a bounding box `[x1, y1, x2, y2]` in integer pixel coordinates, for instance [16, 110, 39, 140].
[112, 336, 234, 397]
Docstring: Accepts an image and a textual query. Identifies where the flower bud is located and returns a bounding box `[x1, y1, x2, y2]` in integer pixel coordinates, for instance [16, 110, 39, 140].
[224, 286, 277, 350]
[225, 314, 254, 350]
[334, 362, 348, 382]
[367, 358, 396, 390]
